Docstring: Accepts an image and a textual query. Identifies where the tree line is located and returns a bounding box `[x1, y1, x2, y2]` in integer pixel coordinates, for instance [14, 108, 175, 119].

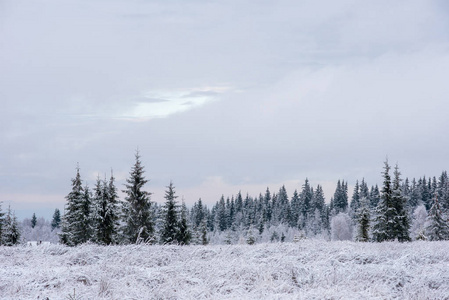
[1, 154, 448, 246]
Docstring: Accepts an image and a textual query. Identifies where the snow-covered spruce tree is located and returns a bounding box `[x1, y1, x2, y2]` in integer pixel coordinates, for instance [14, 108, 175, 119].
[332, 180, 348, 215]
[160, 181, 179, 244]
[51, 208, 61, 231]
[425, 194, 449, 241]
[349, 180, 360, 217]
[60, 166, 92, 246]
[176, 201, 191, 245]
[31, 213, 37, 228]
[372, 160, 396, 242]
[2, 206, 21, 246]
[92, 173, 120, 245]
[355, 197, 370, 242]
[391, 165, 411, 242]
[121, 151, 154, 244]
[298, 179, 313, 230]
[0, 202, 4, 245]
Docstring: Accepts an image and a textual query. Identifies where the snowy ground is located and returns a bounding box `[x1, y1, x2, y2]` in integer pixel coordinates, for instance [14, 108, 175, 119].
[1, 241, 448, 300]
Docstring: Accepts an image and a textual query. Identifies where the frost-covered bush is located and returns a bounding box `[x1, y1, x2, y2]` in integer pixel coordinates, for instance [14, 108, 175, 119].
[331, 213, 353, 241]
[20, 217, 60, 244]
[411, 205, 427, 240]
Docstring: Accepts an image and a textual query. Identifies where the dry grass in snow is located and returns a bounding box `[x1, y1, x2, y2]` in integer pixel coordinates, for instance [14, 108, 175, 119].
[1, 240, 449, 299]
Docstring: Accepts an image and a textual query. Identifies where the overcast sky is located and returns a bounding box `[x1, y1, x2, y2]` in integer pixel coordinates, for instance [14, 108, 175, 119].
[2, 0, 449, 219]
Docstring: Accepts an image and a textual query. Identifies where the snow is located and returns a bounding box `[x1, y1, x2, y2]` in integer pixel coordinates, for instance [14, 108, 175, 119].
[1, 240, 449, 299]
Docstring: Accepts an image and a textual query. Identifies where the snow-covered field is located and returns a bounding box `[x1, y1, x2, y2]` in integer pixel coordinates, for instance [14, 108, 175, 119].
[1, 241, 448, 300]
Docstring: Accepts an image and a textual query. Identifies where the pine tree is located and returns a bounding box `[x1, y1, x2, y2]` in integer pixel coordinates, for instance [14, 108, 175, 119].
[2, 206, 21, 246]
[176, 201, 191, 245]
[60, 166, 90, 246]
[372, 160, 395, 242]
[121, 151, 154, 244]
[350, 180, 360, 214]
[425, 194, 449, 241]
[0, 202, 4, 245]
[392, 165, 411, 242]
[51, 208, 61, 230]
[299, 179, 313, 230]
[333, 180, 348, 214]
[31, 213, 37, 228]
[160, 181, 179, 244]
[355, 197, 370, 242]
[92, 172, 120, 245]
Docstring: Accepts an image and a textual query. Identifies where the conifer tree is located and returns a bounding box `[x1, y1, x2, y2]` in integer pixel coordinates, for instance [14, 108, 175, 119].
[425, 194, 449, 241]
[0, 202, 4, 245]
[372, 160, 395, 242]
[2, 206, 21, 246]
[299, 179, 313, 230]
[176, 201, 191, 245]
[92, 172, 120, 245]
[31, 213, 37, 228]
[369, 185, 381, 208]
[51, 208, 61, 230]
[60, 166, 90, 246]
[160, 181, 179, 244]
[392, 165, 411, 242]
[356, 197, 370, 242]
[350, 180, 360, 214]
[333, 180, 348, 214]
[290, 189, 300, 227]
[121, 151, 154, 244]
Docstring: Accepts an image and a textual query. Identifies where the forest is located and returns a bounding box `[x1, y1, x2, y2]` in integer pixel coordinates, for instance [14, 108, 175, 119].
[1, 153, 448, 247]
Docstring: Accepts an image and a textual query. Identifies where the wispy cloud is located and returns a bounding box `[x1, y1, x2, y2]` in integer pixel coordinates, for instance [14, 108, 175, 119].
[120, 87, 231, 120]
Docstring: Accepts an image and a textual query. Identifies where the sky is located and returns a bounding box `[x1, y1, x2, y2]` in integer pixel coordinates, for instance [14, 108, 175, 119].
[1, 0, 449, 220]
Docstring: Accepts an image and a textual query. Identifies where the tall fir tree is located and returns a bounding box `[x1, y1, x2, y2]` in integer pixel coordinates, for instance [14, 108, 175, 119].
[51, 208, 61, 231]
[176, 201, 191, 245]
[160, 181, 179, 244]
[31, 213, 37, 228]
[121, 151, 154, 244]
[60, 166, 90, 246]
[372, 160, 396, 242]
[92, 172, 120, 245]
[392, 165, 411, 242]
[299, 179, 313, 230]
[350, 180, 360, 215]
[2, 206, 21, 246]
[425, 194, 449, 241]
[356, 197, 370, 242]
[0, 202, 4, 245]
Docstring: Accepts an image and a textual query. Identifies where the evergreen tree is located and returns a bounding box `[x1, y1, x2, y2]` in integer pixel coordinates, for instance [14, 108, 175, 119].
[369, 185, 381, 208]
[51, 208, 61, 230]
[290, 189, 300, 227]
[2, 206, 21, 246]
[92, 173, 120, 245]
[425, 194, 449, 241]
[372, 160, 395, 242]
[60, 166, 90, 246]
[176, 201, 191, 245]
[121, 151, 154, 244]
[299, 179, 313, 230]
[333, 180, 348, 214]
[0, 202, 4, 245]
[355, 197, 370, 242]
[31, 213, 37, 228]
[350, 180, 360, 214]
[392, 165, 411, 242]
[160, 181, 179, 244]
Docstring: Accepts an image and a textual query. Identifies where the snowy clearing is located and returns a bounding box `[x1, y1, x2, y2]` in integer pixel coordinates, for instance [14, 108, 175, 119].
[1, 240, 449, 299]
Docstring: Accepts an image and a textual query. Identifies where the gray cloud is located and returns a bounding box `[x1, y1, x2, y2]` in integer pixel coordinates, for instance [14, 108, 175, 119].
[1, 0, 449, 219]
